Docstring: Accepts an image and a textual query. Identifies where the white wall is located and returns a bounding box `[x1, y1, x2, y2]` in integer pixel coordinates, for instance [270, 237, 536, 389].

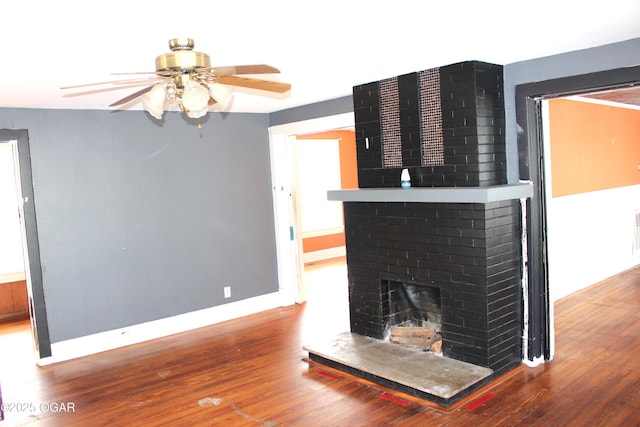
[295, 138, 343, 236]
[0, 143, 25, 276]
[546, 185, 640, 301]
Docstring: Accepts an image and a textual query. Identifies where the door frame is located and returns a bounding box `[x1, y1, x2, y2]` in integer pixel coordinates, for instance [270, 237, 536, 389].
[0, 129, 51, 359]
[269, 113, 354, 304]
[515, 65, 640, 363]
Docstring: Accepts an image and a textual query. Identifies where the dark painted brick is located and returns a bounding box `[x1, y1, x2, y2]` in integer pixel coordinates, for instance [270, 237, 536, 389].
[352, 61, 506, 188]
[343, 199, 522, 371]
[347, 68, 518, 370]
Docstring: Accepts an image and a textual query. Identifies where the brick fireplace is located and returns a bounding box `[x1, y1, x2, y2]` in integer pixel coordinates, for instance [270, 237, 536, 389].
[344, 199, 523, 374]
[305, 60, 532, 403]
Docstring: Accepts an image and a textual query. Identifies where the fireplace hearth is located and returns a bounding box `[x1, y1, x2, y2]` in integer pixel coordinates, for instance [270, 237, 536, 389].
[304, 331, 493, 405]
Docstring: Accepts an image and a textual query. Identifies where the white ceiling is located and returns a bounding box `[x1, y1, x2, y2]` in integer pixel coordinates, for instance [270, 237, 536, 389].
[4, 1, 640, 114]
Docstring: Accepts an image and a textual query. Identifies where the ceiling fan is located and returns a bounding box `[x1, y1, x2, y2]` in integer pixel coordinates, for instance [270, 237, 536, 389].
[61, 38, 292, 120]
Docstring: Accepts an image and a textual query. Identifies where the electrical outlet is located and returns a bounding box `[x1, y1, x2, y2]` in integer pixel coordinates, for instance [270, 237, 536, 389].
[224, 286, 231, 298]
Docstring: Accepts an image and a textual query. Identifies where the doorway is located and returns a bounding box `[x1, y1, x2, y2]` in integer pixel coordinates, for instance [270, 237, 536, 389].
[515, 65, 640, 363]
[540, 92, 640, 359]
[295, 130, 358, 264]
[0, 130, 51, 361]
[269, 113, 354, 307]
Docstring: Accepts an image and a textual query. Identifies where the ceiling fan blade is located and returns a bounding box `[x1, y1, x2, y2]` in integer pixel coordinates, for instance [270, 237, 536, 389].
[210, 64, 281, 76]
[61, 77, 166, 90]
[109, 85, 155, 107]
[111, 70, 181, 77]
[216, 75, 291, 93]
[62, 83, 160, 98]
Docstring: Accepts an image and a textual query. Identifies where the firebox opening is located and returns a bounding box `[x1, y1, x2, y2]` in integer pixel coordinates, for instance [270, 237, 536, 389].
[384, 281, 443, 353]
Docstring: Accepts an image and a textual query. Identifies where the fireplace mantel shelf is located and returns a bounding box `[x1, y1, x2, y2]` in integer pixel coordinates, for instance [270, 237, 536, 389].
[328, 183, 533, 204]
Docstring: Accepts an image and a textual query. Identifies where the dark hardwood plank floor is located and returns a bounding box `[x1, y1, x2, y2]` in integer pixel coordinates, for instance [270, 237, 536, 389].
[1, 259, 639, 426]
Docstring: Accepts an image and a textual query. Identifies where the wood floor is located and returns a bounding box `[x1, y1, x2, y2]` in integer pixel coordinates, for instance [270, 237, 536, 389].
[1, 259, 640, 426]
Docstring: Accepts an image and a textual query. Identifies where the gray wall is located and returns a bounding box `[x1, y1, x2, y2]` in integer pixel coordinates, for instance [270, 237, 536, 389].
[0, 108, 278, 342]
[268, 96, 353, 126]
[503, 37, 640, 182]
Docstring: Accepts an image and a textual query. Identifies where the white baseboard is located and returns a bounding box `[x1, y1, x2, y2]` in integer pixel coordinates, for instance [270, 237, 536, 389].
[39, 291, 287, 365]
[303, 246, 346, 264]
[0, 271, 26, 283]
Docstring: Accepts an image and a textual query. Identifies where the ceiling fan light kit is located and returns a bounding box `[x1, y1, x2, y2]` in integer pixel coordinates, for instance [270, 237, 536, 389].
[181, 80, 211, 118]
[141, 84, 167, 120]
[61, 38, 291, 121]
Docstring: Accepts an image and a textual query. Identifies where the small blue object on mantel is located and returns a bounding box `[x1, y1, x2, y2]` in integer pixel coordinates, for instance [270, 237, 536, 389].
[401, 168, 411, 189]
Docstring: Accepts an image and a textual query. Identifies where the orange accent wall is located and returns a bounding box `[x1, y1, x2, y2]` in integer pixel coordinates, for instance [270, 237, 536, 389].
[549, 98, 640, 197]
[302, 233, 346, 253]
[297, 130, 357, 254]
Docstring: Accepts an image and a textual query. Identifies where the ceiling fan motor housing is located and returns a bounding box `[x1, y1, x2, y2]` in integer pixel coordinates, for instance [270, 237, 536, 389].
[155, 38, 211, 74]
